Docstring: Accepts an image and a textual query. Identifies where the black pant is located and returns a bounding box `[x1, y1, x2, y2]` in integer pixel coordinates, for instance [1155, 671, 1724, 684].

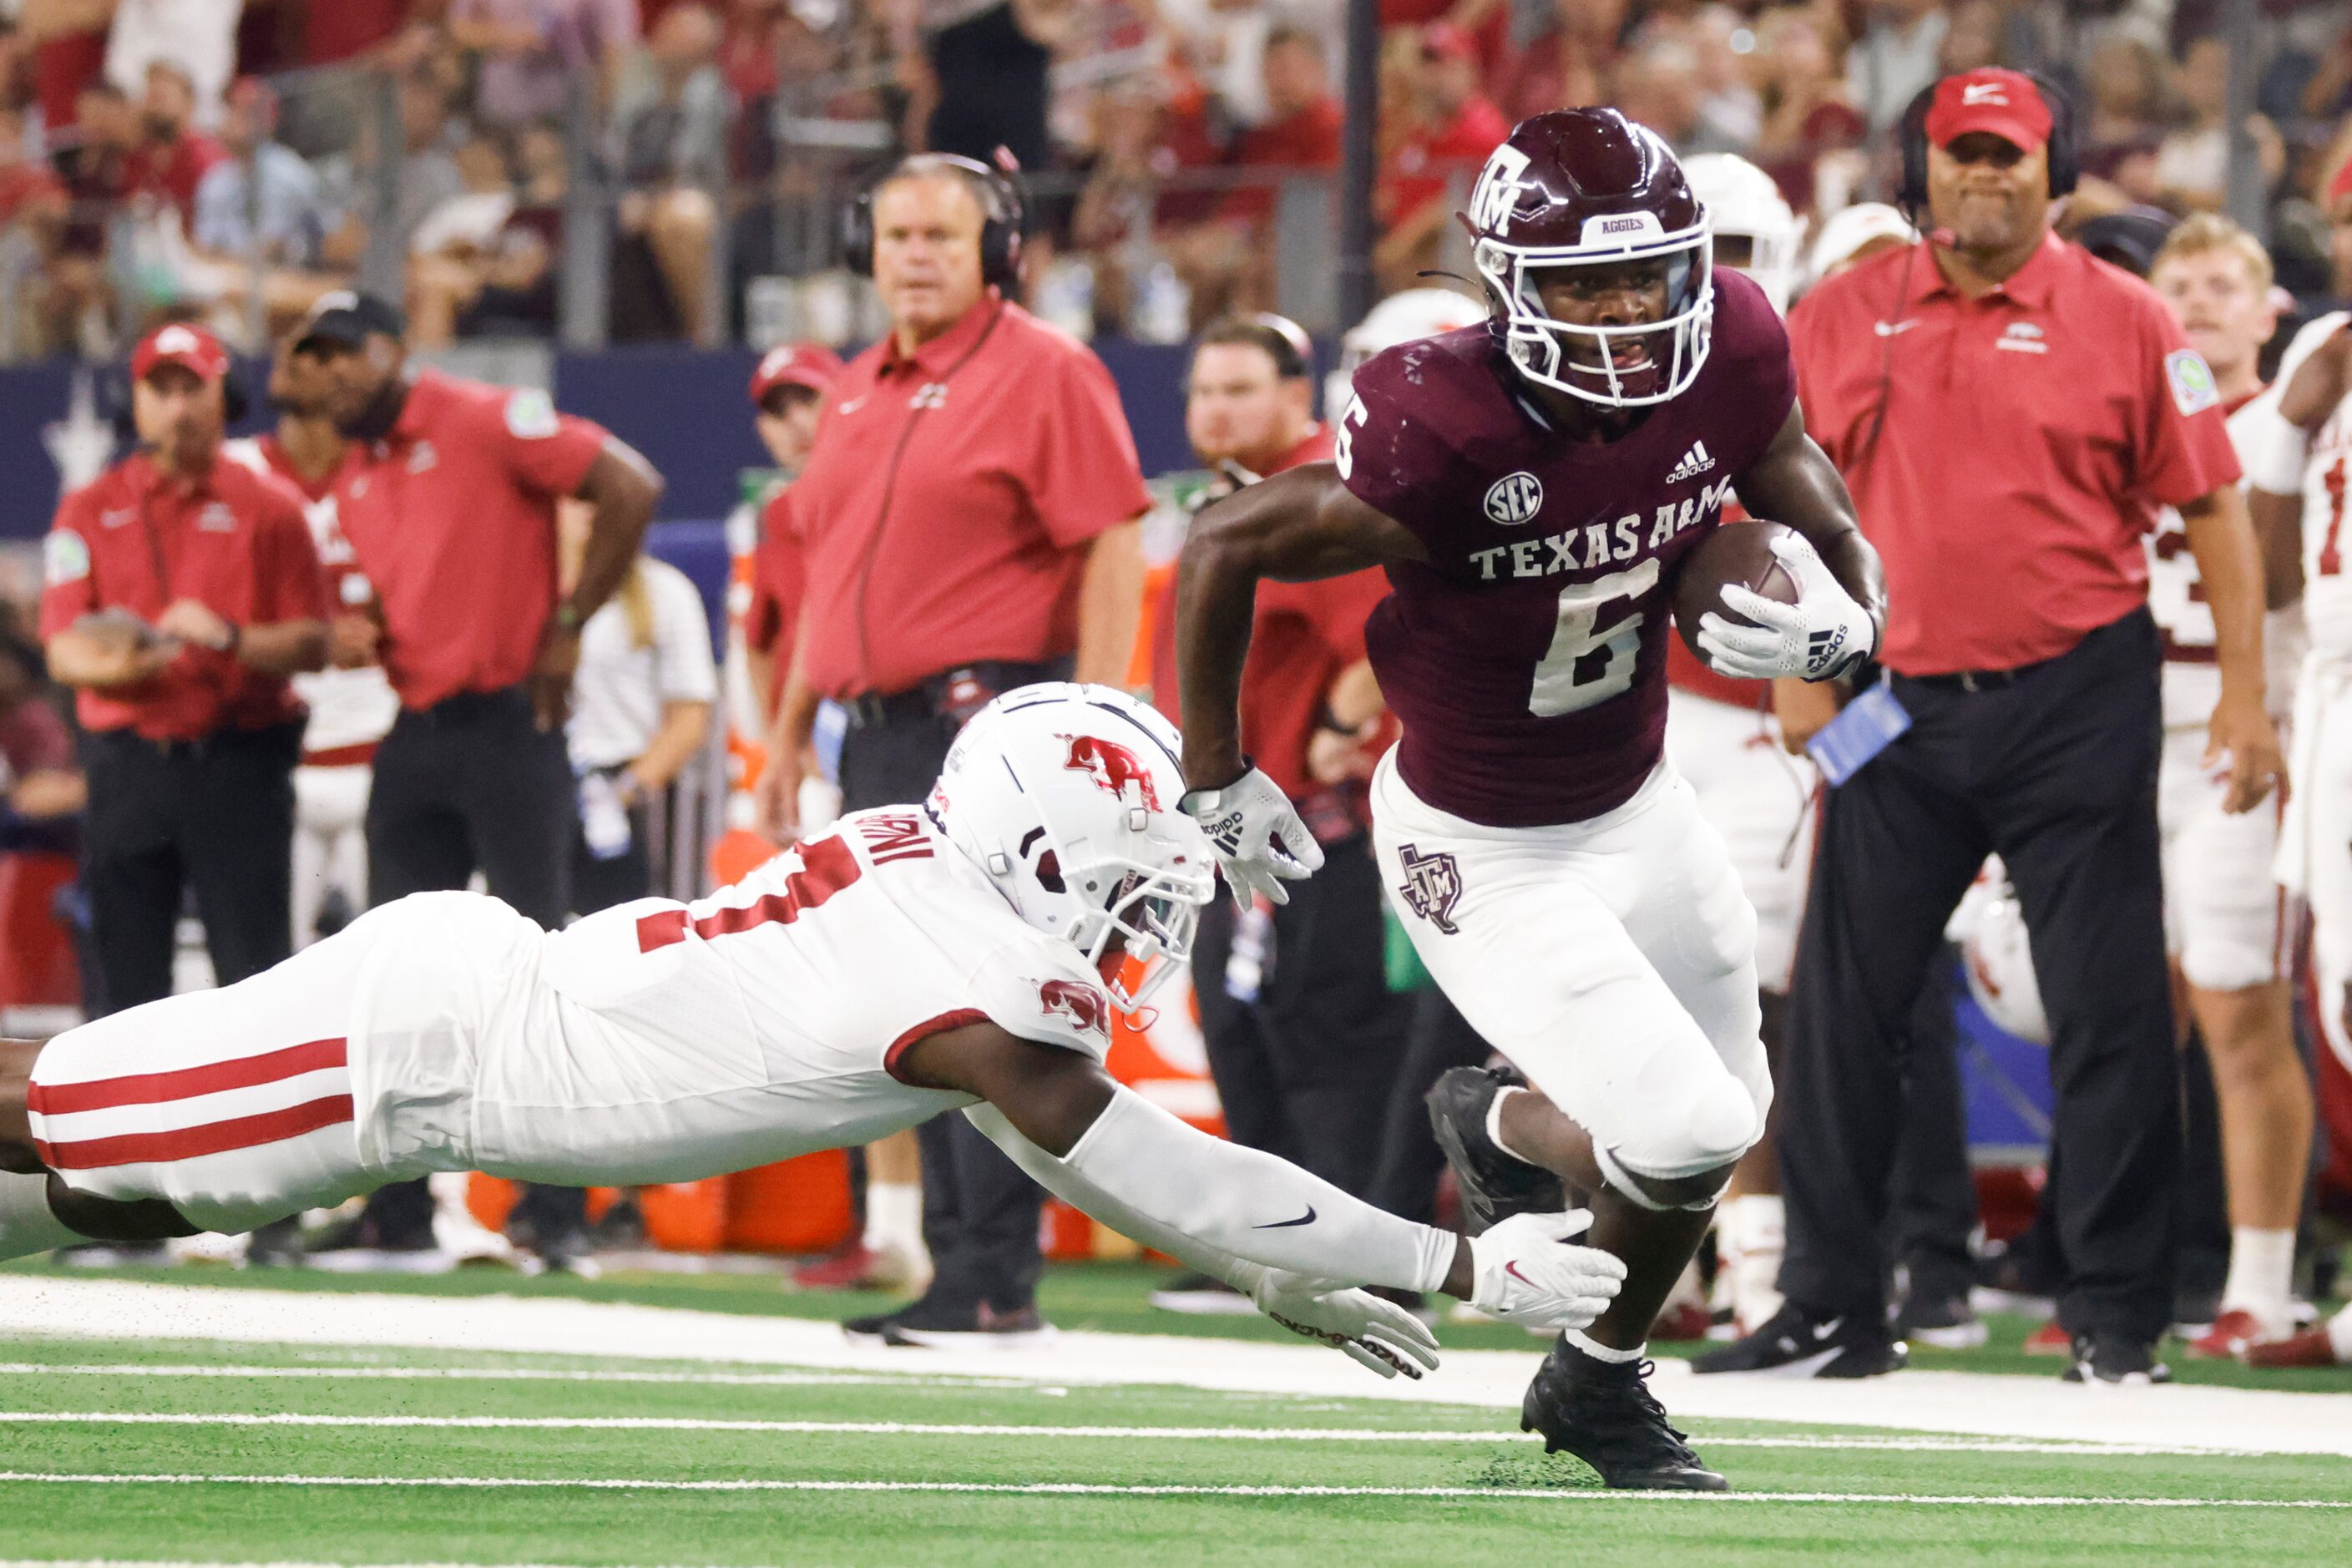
[80, 723, 301, 1016]
[361, 686, 577, 1245]
[1780, 609, 2178, 1341]
[1191, 833, 1410, 1197]
[841, 705, 1045, 1313]
[1887, 951, 1980, 1304]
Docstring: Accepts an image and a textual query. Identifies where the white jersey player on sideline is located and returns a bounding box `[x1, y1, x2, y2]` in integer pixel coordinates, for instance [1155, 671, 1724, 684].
[0, 685, 1621, 1363]
[224, 349, 398, 952]
[1661, 152, 1809, 1339]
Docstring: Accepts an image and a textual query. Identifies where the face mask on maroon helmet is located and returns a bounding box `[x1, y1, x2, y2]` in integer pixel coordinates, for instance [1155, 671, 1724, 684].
[1464, 110, 1717, 409]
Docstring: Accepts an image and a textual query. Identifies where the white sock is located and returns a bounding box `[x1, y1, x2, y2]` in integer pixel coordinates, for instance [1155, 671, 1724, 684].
[862, 1181, 926, 1257]
[2219, 1227, 2296, 1333]
[1722, 1194, 1785, 1330]
[0, 1171, 78, 1262]
[1564, 1327, 1645, 1363]
[1486, 1086, 1540, 1166]
[2329, 1304, 2352, 1363]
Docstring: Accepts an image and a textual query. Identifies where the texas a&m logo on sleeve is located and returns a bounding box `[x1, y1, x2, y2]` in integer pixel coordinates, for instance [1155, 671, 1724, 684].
[1396, 843, 1463, 935]
[1038, 978, 1110, 1041]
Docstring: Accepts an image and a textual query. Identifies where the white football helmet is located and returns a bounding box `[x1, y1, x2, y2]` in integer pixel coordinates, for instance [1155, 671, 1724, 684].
[1682, 154, 1801, 316]
[930, 683, 1216, 1014]
[1325, 286, 1486, 422]
[1951, 862, 2049, 1047]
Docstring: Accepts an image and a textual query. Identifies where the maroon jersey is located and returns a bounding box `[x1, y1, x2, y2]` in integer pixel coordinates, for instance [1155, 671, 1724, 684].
[1338, 268, 1794, 827]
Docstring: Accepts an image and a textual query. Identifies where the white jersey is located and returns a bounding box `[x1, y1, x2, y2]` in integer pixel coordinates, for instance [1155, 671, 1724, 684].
[223, 436, 399, 755]
[2149, 390, 2293, 727]
[347, 807, 1118, 1187]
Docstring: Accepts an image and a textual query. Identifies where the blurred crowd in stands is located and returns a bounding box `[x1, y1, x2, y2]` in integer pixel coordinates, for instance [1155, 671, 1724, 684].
[5, 2, 2352, 361]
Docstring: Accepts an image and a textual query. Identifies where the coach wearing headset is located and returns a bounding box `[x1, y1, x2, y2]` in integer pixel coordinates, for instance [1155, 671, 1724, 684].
[756, 151, 1151, 1348]
[1702, 68, 2279, 1383]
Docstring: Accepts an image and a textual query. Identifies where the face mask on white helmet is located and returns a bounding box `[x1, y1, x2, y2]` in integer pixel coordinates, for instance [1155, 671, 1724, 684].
[930, 683, 1216, 1014]
[1682, 153, 1801, 316]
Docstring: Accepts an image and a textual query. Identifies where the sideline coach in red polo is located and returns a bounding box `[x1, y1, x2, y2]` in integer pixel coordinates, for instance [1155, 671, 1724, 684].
[756, 153, 1151, 1346]
[294, 291, 663, 1262]
[41, 324, 328, 1016]
[1703, 70, 2281, 1384]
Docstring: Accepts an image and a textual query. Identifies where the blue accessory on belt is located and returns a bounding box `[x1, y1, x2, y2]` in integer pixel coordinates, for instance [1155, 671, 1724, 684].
[1807, 682, 1911, 787]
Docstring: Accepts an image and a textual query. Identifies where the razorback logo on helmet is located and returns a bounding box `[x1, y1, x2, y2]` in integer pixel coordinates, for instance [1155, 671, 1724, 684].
[1060, 734, 1161, 811]
[1038, 978, 1110, 1039]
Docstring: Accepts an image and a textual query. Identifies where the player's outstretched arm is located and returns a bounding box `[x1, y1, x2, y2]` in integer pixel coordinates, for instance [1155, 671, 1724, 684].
[1175, 466, 1424, 904]
[898, 1022, 1623, 1372]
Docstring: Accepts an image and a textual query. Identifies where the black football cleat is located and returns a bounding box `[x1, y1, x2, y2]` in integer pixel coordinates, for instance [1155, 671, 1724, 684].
[1689, 1300, 1909, 1378]
[1424, 1065, 1565, 1237]
[1522, 1338, 1726, 1491]
[2061, 1331, 2172, 1386]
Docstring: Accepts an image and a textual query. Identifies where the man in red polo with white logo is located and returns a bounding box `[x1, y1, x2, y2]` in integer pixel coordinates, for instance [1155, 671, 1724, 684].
[40, 323, 327, 1019]
[1706, 69, 2277, 1385]
[290, 291, 664, 1266]
[754, 154, 1150, 1347]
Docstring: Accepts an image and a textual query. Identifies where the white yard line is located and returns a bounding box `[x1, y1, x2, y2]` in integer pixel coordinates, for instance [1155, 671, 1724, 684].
[0, 1410, 2260, 1457]
[0, 1471, 2345, 1509]
[2, 1277, 2345, 1456]
[0, 1364, 993, 1388]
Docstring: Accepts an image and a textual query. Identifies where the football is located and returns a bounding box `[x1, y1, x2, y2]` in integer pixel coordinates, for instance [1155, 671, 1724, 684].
[1672, 518, 1804, 662]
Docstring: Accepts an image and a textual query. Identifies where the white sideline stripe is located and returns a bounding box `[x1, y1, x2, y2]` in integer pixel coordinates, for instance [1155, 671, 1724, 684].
[0, 1562, 699, 1568]
[7, 1277, 2349, 1457]
[0, 1472, 2345, 1509]
[0, 1412, 2256, 1457]
[0, 1364, 993, 1388]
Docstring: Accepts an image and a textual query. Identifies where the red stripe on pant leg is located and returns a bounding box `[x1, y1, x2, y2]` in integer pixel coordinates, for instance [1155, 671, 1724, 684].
[28, 1039, 348, 1115]
[39, 1095, 356, 1171]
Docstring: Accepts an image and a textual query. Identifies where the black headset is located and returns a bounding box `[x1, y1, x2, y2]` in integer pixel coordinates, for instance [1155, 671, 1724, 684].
[1894, 68, 2080, 222]
[843, 151, 1028, 291]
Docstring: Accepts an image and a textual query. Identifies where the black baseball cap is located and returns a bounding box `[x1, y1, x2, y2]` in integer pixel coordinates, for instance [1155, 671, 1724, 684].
[293, 290, 407, 351]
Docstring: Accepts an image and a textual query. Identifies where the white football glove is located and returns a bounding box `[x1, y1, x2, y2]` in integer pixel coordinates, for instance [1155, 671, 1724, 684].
[1696, 533, 1876, 682]
[1180, 766, 1326, 908]
[1466, 1210, 1627, 1333]
[1242, 1267, 1442, 1379]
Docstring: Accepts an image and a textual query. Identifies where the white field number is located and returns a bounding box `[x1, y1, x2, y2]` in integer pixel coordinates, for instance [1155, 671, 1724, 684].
[1529, 561, 1657, 716]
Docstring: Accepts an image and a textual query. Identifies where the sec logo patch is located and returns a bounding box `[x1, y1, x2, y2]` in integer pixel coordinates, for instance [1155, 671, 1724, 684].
[1484, 471, 1543, 526]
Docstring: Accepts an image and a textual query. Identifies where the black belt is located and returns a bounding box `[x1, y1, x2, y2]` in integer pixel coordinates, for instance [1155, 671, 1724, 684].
[837, 660, 1069, 730]
[89, 720, 301, 761]
[397, 684, 532, 729]
[1897, 650, 2066, 695]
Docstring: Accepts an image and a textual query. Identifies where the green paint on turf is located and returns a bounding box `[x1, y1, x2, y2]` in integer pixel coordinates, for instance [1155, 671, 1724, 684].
[1459, 1446, 1604, 1490]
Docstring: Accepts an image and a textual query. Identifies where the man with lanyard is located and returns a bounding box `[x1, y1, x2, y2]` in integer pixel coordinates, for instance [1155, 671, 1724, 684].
[292, 291, 665, 1269]
[756, 153, 1151, 1346]
[40, 323, 327, 1021]
[1709, 69, 2276, 1385]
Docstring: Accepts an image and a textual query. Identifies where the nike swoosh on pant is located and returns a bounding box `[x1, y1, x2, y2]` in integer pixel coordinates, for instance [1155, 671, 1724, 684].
[1252, 1207, 1318, 1229]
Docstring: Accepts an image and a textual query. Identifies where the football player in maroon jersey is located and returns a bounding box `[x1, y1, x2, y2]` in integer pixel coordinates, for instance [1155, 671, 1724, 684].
[1175, 109, 1885, 1490]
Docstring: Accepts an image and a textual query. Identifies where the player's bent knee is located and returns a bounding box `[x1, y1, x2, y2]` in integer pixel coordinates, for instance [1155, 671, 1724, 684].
[1596, 1075, 1759, 1211]
[44, 1177, 201, 1242]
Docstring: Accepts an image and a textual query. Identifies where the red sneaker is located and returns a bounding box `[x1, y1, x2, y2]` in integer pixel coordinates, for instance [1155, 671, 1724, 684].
[2185, 1308, 2268, 1360]
[2022, 1320, 2071, 1355]
[1650, 1300, 1715, 1342]
[792, 1243, 903, 1292]
[2243, 1327, 2345, 1369]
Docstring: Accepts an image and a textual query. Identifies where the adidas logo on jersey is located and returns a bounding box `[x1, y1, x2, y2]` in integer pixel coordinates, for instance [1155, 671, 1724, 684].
[1666, 441, 1715, 483]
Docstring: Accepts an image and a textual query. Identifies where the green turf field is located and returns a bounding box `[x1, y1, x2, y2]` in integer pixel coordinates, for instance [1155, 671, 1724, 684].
[2, 1265, 2349, 1567]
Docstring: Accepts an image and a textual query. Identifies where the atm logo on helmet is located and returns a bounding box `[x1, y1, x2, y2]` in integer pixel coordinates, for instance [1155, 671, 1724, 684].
[1039, 978, 1110, 1039]
[1059, 734, 1161, 812]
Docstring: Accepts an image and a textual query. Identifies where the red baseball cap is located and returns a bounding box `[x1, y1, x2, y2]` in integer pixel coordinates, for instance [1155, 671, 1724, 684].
[748, 342, 842, 407]
[1923, 68, 2052, 155]
[132, 322, 230, 385]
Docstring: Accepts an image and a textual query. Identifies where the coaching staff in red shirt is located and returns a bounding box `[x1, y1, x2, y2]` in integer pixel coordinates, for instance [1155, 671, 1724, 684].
[294, 291, 663, 1262]
[756, 154, 1151, 1345]
[1701, 71, 2279, 1384]
[1146, 317, 1403, 1231]
[40, 324, 328, 1015]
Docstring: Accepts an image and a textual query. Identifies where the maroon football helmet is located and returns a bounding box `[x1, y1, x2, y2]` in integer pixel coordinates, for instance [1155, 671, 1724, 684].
[1464, 109, 1714, 407]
